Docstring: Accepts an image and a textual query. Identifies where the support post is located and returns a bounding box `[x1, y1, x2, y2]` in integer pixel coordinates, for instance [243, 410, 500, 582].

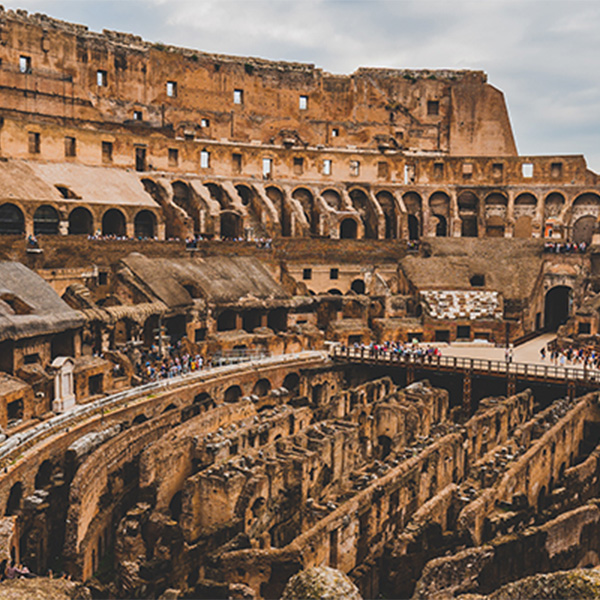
[463, 371, 472, 416]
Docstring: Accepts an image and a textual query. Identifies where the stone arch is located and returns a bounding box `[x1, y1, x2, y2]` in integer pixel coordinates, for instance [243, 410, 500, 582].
[33, 204, 59, 235]
[235, 184, 265, 238]
[266, 185, 291, 237]
[545, 192, 565, 218]
[321, 189, 343, 211]
[205, 182, 228, 210]
[571, 193, 600, 241]
[35, 459, 53, 489]
[134, 210, 156, 238]
[292, 187, 318, 235]
[282, 372, 300, 395]
[0, 203, 24, 235]
[102, 208, 126, 236]
[349, 188, 378, 239]
[68, 207, 93, 235]
[572, 215, 596, 245]
[376, 190, 398, 239]
[252, 378, 272, 397]
[544, 285, 572, 330]
[351, 279, 366, 295]
[340, 218, 358, 239]
[458, 191, 479, 237]
[132, 413, 148, 425]
[429, 192, 450, 237]
[220, 211, 243, 239]
[484, 193, 507, 237]
[5, 482, 22, 516]
[172, 181, 199, 233]
[403, 192, 422, 239]
[224, 385, 242, 403]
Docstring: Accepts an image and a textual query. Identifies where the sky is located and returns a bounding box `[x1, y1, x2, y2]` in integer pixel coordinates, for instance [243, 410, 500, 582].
[6, 0, 600, 173]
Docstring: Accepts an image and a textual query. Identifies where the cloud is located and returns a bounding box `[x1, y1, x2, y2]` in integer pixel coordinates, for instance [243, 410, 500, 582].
[4, 0, 600, 172]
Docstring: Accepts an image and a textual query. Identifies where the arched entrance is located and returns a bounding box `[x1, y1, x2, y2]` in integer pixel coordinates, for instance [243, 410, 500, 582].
[134, 210, 156, 238]
[572, 215, 596, 245]
[340, 218, 357, 239]
[33, 205, 59, 235]
[102, 209, 126, 236]
[0, 203, 24, 235]
[220, 211, 242, 239]
[68, 207, 93, 235]
[544, 286, 571, 330]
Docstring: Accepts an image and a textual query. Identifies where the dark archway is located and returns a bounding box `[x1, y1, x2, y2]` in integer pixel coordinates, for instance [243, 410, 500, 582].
[572, 215, 596, 245]
[68, 207, 93, 235]
[350, 189, 378, 239]
[282, 372, 300, 395]
[252, 378, 271, 397]
[408, 215, 420, 240]
[102, 209, 126, 236]
[134, 210, 156, 238]
[340, 218, 357, 239]
[220, 211, 242, 239]
[544, 286, 571, 330]
[292, 188, 318, 236]
[351, 279, 366, 294]
[33, 205, 59, 235]
[435, 214, 447, 237]
[0, 203, 24, 235]
[5, 482, 22, 516]
[224, 385, 242, 403]
[217, 309, 237, 331]
[35, 460, 53, 489]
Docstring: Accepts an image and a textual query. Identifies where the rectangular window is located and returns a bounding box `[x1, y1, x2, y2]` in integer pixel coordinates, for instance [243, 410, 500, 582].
[19, 55, 31, 74]
[349, 160, 360, 176]
[462, 162, 473, 179]
[299, 95, 308, 110]
[293, 157, 304, 175]
[96, 69, 107, 87]
[492, 163, 504, 179]
[302, 268, 312, 280]
[133, 110, 143, 121]
[64, 136, 76, 157]
[200, 149, 210, 169]
[135, 146, 146, 172]
[166, 81, 177, 97]
[102, 141, 113, 163]
[579, 322, 591, 334]
[377, 161, 389, 178]
[98, 271, 108, 286]
[551, 162, 563, 178]
[201, 118, 210, 128]
[262, 157, 272, 178]
[194, 328, 207, 342]
[331, 128, 339, 138]
[322, 159, 332, 175]
[522, 162, 534, 177]
[404, 164, 415, 184]
[28, 131, 40, 154]
[427, 100, 439, 116]
[330, 268, 339, 280]
[456, 325, 471, 339]
[232, 153, 242, 174]
[234, 89, 244, 104]
[168, 148, 179, 167]
[434, 162, 444, 178]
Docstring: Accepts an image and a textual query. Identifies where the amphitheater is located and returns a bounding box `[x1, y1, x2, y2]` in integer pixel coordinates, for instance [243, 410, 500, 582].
[2, 6, 600, 599]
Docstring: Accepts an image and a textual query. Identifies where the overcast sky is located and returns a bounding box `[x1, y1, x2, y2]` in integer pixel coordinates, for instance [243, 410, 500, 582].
[6, 0, 600, 173]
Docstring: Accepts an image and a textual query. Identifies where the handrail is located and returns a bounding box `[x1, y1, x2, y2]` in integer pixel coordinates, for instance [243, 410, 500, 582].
[330, 346, 600, 385]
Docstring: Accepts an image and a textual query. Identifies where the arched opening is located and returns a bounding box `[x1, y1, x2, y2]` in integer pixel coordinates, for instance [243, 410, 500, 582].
[537, 486, 547, 512]
[485, 193, 507, 237]
[220, 211, 242, 239]
[134, 210, 156, 238]
[282, 372, 300, 395]
[350, 189, 377, 239]
[0, 203, 24, 235]
[217, 309, 237, 332]
[251, 496, 266, 518]
[236, 184, 265, 238]
[266, 186, 291, 237]
[5, 482, 22, 516]
[102, 208, 126, 236]
[458, 192, 479, 237]
[132, 414, 148, 425]
[68, 207, 93, 235]
[224, 385, 242, 403]
[193, 392, 215, 411]
[544, 192, 565, 219]
[33, 205, 59, 235]
[242, 309, 262, 333]
[351, 279, 366, 295]
[572, 215, 596, 245]
[429, 192, 450, 237]
[378, 435, 392, 460]
[376, 191, 398, 239]
[544, 286, 571, 330]
[292, 188, 318, 236]
[408, 215, 420, 240]
[340, 218, 357, 239]
[172, 181, 199, 232]
[252, 378, 271, 397]
[35, 460, 53, 490]
[162, 403, 177, 413]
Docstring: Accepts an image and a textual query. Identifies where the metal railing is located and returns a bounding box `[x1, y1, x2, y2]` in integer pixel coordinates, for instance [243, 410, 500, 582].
[331, 346, 600, 385]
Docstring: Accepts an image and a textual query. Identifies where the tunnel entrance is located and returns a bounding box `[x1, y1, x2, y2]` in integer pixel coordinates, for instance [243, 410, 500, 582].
[544, 286, 571, 331]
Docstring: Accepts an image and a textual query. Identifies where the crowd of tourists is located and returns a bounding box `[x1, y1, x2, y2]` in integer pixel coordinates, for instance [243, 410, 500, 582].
[185, 235, 273, 249]
[134, 343, 205, 382]
[342, 340, 442, 360]
[541, 344, 600, 369]
[2, 561, 35, 580]
[543, 241, 588, 254]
